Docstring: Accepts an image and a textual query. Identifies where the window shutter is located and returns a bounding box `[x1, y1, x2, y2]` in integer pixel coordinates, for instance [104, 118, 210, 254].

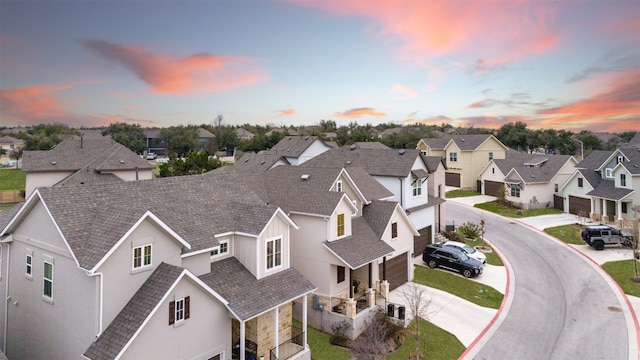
[169, 300, 175, 325]
[185, 296, 190, 319]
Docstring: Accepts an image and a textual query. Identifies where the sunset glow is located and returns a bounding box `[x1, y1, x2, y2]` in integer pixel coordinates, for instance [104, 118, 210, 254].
[1, 1, 638, 131]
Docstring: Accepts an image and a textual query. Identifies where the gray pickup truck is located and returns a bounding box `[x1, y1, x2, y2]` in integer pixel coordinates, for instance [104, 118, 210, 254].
[581, 225, 633, 250]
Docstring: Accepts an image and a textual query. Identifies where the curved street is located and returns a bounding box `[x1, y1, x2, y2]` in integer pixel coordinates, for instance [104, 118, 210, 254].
[447, 202, 639, 360]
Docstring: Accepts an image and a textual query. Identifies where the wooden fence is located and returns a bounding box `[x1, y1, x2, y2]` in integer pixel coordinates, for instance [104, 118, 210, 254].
[0, 190, 23, 205]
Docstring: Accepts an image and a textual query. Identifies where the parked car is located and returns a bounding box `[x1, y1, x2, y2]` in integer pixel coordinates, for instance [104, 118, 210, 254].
[442, 240, 487, 264]
[145, 152, 157, 160]
[422, 244, 483, 278]
[581, 225, 633, 250]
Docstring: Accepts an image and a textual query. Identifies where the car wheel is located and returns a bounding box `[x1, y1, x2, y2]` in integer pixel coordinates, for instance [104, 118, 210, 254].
[463, 269, 473, 278]
[428, 260, 437, 269]
[594, 241, 605, 251]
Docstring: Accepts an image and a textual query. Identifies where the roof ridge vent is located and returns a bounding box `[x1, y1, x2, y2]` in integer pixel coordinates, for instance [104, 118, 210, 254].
[51, 161, 57, 165]
[301, 174, 310, 180]
[350, 144, 357, 150]
[398, 149, 406, 155]
[119, 160, 125, 164]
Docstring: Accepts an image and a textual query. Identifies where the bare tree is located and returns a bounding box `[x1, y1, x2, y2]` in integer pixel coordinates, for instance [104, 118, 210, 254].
[630, 206, 640, 282]
[349, 310, 389, 360]
[9, 147, 23, 169]
[402, 283, 433, 359]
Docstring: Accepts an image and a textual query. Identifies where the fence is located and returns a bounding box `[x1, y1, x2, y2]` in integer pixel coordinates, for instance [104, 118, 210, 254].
[0, 190, 22, 204]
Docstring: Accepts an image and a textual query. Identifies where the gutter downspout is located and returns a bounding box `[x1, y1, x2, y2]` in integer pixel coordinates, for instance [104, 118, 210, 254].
[399, 178, 404, 207]
[3, 244, 10, 354]
[87, 271, 104, 337]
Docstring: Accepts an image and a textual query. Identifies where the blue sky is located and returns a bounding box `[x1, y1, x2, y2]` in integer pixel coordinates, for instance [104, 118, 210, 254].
[1, 0, 639, 132]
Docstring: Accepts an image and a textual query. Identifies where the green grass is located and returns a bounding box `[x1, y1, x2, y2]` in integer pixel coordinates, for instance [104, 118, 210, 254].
[387, 317, 465, 360]
[0, 169, 26, 190]
[545, 224, 584, 245]
[413, 265, 503, 309]
[293, 319, 351, 360]
[602, 260, 640, 297]
[474, 201, 563, 218]
[463, 237, 504, 266]
[445, 189, 481, 198]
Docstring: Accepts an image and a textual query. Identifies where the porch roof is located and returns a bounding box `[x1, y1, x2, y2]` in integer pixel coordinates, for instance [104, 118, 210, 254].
[587, 180, 635, 201]
[199, 258, 315, 321]
[323, 217, 394, 269]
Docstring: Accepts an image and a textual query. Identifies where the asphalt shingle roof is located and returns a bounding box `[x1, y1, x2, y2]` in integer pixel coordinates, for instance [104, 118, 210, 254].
[199, 258, 315, 321]
[0, 203, 23, 232]
[303, 147, 424, 177]
[587, 180, 635, 200]
[619, 147, 640, 175]
[362, 200, 398, 239]
[422, 155, 446, 172]
[270, 135, 326, 158]
[323, 217, 394, 269]
[576, 150, 614, 170]
[84, 263, 184, 360]
[421, 134, 500, 151]
[509, 155, 574, 184]
[232, 151, 289, 173]
[31, 172, 278, 270]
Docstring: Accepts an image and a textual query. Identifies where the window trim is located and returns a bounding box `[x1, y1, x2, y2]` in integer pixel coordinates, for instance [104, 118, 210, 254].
[449, 152, 458, 162]
[391, 222, 398, 239]
[210, 240, 229, 258]
[43, 260, 53, 301]
[26, 251, 33, 280]
[621, 173, 627, 187]
[554, 183, 559, 193]
[266, 236, 283, 271]
[336, 180, 343, 193]
[337, 266, 345, 283]
[169, 296, 190, 326]
[578, 178, 583, 188]
[510, 183, 521, 197]
[132, 244, 152, 270]
[605, 168, 613, 178]
[412, 179, 422, 197]
[489, 152, 493, 160]
[337, 214, 345, 237]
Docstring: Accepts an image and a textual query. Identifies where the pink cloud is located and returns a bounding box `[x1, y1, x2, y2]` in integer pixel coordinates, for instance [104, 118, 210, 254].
[391, 84, 419, 99]
[293, 1, 560, 67]
[266, 108, 297, 120]
[82, 39, 267, 94]
[334, 107, 386, 119]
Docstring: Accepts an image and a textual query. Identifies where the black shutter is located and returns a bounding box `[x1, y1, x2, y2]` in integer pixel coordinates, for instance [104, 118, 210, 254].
[185, 296, 190, 319]
[169, 300, 175, 325]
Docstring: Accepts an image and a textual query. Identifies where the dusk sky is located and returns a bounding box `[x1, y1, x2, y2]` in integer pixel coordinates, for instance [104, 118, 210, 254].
[1, 0, 639, 132]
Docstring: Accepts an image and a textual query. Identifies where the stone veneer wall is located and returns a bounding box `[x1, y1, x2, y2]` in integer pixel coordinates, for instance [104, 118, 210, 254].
[242, 303, 293, 358]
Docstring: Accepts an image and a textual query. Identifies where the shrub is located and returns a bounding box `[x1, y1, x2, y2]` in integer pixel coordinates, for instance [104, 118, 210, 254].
[457, 221, 481, 239]
[330, 320, 352, 348]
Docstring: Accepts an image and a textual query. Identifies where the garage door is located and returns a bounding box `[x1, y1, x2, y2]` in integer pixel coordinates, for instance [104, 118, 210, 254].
[445, 172, 461, 187]
[413, 226, 432, 257]
[568, 196, 590, 215]
[484, 180, 504, 197]
[380, 252, 408, 292]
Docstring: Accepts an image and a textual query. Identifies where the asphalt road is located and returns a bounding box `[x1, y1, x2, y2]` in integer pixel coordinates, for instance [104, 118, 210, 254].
[448, 202, 636, 360]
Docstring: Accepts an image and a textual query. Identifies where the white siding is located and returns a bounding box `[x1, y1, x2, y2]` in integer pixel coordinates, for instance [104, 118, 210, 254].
[25, 171, 73, 197]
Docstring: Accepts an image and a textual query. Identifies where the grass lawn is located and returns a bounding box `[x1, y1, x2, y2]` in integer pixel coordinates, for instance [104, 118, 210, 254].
[475, 201, 563, 218]
[545, 224, 584, 245]
[413, 265, 503, 309]
[387, 317, 465, 360]
[0, 169, 26, 190]
[446, 189, 481, 198]
[293, 319, 351, 360]
[602, 260, 640, 298]
[463, 237, 504, 266]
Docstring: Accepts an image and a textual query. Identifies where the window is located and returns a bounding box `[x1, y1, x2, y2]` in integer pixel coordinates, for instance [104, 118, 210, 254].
[43, 261, 53, 299]
[266, 237, 282, 270]
[351, 199, 357, 216]
[621, 174, 627, 187]
[622, 202, 628, 214]
[605, 168, 613, 178]
[492, 167, 495, 174]
[421, 150, 427, 156]
[489, 152, 493, 160]
[554, 184, 558, 193]
[336, 180, 343, 192]
[617, 155, 624, 164]
[510, 184, 520, 197]
[391, 222, 398, 238]
[211, 241, 229, 257]
[169, 296, 190, 325]
[449, 152, 458, 162]
[133, 244, 152, 269]
[337, 214, 345, 237]
[578, 178, 583, 188]
[26, 253, 33, 277]
[337, 266, 345, 283]
[438, 185, 442, 198]
[412, 179, 422, 196]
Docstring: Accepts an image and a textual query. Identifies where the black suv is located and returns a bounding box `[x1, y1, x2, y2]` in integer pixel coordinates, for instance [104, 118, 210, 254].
[422, 244, 483, 278]
[581, 225, 633, 250]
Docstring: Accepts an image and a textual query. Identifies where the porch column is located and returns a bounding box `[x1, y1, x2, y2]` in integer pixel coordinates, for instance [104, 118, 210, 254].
[382, 256, 387, 281]
[240, 320, 246, 360]
[602, 199, 609, 223]
[273, 307, 279, 359]
[349, 268, 354, 299]
[368, 263, 373, 289]
[590, 197, 596, 219]
[617, 201, 623, 221]
[302, 295, 308, 349]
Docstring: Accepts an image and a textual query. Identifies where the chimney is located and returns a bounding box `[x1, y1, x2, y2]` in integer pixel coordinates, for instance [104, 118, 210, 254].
[135, 166, 139, 180]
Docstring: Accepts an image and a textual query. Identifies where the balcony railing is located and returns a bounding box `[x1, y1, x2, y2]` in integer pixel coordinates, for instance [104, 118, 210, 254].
[270, 326, 304, 360]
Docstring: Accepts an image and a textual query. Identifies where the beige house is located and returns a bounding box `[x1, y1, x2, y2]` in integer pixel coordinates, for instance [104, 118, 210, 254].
[21, 136, 154, 196]
[0, 136, 23, 165]
[417, 134, 508, 190]
[0, 173, 315, 360]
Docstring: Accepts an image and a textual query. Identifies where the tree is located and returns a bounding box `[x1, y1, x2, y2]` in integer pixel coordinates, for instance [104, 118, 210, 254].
[159, 126, 199, 156]
[9, 147, 23, 169]
[496, 122, 530, 151]
[102, 122, 147, 154]
[158, 151, 222, 177]
[402, 283, 432, 359]
[208, 115, 239, 154]
[349, 309, 391, 360]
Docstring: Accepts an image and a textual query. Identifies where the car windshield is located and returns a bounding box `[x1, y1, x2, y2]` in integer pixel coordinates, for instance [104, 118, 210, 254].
[462, 245, 476, 254]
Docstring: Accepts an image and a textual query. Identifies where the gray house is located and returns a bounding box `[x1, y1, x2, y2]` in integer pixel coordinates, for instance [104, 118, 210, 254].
[0, 172, 315, 360]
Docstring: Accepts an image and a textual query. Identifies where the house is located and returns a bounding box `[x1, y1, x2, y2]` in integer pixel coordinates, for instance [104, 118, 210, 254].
[303, 146, 446, 255]
[478, 154, 578, 209]
[265, 128, 300, 137]
[561, 147, 639, 228]
[144, 129, 166, 155]
[0, 136, 24, 164]
[226, 165, 417, 338]
[21, 136, 154, 197]
[236, 128, 255, 141]
[417, 134, 508, 190]
[0, 172, 315, 360]
[269, 136, 334, 166]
